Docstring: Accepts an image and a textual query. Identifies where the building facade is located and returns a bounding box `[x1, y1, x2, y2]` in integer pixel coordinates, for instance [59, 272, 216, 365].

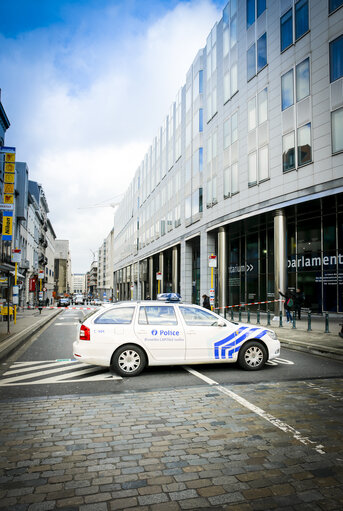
[97, 229, 114, 301]
[54, 240, 72, 297]
[71, 273, 86, 294]
[112, 0, 343, 314]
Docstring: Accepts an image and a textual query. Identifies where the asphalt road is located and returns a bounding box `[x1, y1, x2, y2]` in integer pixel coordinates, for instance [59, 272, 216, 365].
[1, 307, 343, 400]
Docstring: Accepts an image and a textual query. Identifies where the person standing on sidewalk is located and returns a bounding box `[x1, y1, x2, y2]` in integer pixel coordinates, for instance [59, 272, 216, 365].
[279, 288, 294, 323]
[202, 294, 211, 310]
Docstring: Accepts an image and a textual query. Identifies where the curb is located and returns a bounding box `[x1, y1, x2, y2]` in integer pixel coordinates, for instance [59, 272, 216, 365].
[0, 309, 62, 362]
[279, 338, 343, 361]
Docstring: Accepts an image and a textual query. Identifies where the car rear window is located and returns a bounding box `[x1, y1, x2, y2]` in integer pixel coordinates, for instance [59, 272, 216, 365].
[94, 307, 135, 324]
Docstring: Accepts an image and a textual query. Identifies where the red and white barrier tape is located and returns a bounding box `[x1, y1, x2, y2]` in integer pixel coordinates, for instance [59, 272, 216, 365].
[215, 299, 285, 310]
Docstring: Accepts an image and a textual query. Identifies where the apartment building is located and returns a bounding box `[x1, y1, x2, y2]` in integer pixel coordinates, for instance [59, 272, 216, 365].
[112, 0, 343, 314]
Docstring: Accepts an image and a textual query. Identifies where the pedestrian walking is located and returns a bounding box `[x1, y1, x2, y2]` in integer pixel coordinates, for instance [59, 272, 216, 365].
[279, 288, 294, 322]
[202, 294, 211, 310]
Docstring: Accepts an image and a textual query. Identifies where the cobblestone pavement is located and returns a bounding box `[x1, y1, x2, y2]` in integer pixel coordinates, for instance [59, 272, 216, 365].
[1, 379, 343, 510]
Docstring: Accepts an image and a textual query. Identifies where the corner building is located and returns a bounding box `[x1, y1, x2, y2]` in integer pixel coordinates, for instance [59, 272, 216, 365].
[113, 0, 343, 314]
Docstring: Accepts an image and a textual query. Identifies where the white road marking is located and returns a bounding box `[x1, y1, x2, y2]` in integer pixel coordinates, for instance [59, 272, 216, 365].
[3, 360, 83, 375]
[54, 322, 79, 326]
[184, 367, 326, 455]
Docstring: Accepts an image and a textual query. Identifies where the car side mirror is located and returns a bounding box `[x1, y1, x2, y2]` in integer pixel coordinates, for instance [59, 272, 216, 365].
[212, 319, 226, 327]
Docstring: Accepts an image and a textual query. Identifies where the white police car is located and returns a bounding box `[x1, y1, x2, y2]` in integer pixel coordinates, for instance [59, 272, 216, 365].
[73, 296, 280, 377]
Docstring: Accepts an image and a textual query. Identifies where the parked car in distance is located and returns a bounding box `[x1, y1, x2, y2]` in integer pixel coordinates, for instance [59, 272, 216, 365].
[57, 297, 70, 307]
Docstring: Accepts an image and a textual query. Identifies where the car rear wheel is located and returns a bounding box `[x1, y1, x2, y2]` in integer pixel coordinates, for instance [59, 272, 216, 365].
[112, 344, 146, 377]
[238, 341, 267, 370]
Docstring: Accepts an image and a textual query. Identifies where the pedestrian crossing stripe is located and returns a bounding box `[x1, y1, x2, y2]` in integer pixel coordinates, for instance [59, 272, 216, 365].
[0, 360, 122, 386]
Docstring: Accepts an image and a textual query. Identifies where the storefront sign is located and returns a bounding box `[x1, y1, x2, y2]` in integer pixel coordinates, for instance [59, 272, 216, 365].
[288, 253, 343, 269]
[2, 211, 13, 241]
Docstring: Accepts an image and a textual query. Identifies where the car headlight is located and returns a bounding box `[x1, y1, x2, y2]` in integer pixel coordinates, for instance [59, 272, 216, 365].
[267, 330, 278, 340]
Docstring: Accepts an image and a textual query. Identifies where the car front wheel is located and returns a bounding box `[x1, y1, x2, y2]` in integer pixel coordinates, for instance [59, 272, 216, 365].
[112, 345, 146, 377]
[238, 341, 267, 370]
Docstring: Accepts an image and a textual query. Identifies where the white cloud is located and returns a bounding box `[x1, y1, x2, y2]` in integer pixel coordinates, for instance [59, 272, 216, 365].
[1, 0, 221, 272]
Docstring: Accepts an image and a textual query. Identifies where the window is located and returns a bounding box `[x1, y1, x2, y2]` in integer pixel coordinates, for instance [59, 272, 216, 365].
[331, 108, 343, 153]
[281, 69, 294, 110]
[248, 97, 256, 130]
[330, 35, 343, 83]
[280, 0, 309, 52]
[224, 162, 239, 197]
[258, 145, 268, 181]
[297, 123, 312, 166]
[224, 112, 238, 149]
[295, 0, 309, 41]
[247, 0, 266, 28]
[283, 131, 295, 171]
[95, 307, 135, 324]
[180, 306, 218, 326]
[139, 306, 178, 325]
[248, 152, 257, 186]
[257, 33, 267, 71]
[329, 0, 343, 13]
[258, 88, 268, 124]
[247, 43, 256, 81]
[296, 58, 310, 101]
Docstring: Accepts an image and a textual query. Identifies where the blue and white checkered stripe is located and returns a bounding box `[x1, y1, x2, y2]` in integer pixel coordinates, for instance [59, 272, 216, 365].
[214, 327, 268, 359]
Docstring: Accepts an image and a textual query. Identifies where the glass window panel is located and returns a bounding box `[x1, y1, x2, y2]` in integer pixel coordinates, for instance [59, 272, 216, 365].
[231, 0, 237, 16]
[223, 3, 229, 26]
[230, 14, 237, 48]
[199, 108, 203, 132]
[232, 112, 238, 142]
[95, 307, 135, 324]
[231, 162, 239, 193]
[247, 0, 255, 27]
[259, 145, 269, 181]
[224, 167, 230, 196]
[207, 179, 212, 205]
[258, 87, 268, 124]
[231, 62, 238, 95]
[332, 108, 343, 153]
[186, 87, 192, 112]
[283, 131, 295, 171]
[199, 187, 203, 212]
[192, 189, 199, 216]
[212, 86, 217, 114]
[185, 195, 191, 219]
[281, 69, 294, 110]
[144, 306, 178, 325]
[213, 131, 217, 158]
[207, 137, 212, 163]
[330, 35, 343, 83]
[199, 70, 203, 93]
[257, 0, 266, 17]
[180, 306, 217, 326]
[224, 119, 230, 149]
[212, 175, 217, 202]
[212, 45, 217, 73]
[248, 152, 257, 185]
[223, 27, 229, 57]
[329, 0, 343, 13]
[248, 97, 256, 130]
[296, 58, 310, 101]
[257, 32, 267, 71]
[297, 123, 312, 166]
[207, 53, 211, 81]
[295, 0, 309, 41]
[199, 147, 203, 172]
[224, 70, 230, 103]
[247, 43, 256, 80]
[281, 9, 293, 52]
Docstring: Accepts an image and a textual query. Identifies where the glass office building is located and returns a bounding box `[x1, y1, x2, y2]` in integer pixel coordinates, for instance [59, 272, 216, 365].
[112, 0, 343, 314]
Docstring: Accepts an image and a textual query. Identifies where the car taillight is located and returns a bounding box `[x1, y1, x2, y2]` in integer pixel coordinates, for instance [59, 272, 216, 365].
[80, 325, 90, 341]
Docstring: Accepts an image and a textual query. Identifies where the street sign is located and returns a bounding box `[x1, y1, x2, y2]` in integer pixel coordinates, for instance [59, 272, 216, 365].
[38, 270, 44, 279]
[0, 204, 14, 211]
[209, 254, 217, 268]
[156, 272, 162, 280]
[0, 278, 8, 286]
[11, 249, 21, 263]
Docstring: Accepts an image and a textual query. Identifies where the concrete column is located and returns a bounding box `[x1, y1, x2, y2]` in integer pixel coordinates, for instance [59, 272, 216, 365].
[149, 257, 154, 299]
[180, 239, 193, 303]
[218, 227, 227, 312]
[274, 209, 287, 316]
[172, 245, 178, 293]
[159, 252, 164, 294]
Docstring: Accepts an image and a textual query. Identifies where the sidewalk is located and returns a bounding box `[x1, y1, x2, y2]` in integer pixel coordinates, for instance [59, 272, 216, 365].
[0, 306, 62, 361]
[0, 306, 342, 363]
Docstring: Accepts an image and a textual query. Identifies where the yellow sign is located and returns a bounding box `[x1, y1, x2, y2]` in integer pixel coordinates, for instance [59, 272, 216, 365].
[4, 183, 14, 193]
[4, 173, 15, 183]
[1, 306, 14, 316]
[4, 162, 15, 173]
[4, 194, 14, 204]
[2, 214, 13, 237]
[5, 152, 15, 163]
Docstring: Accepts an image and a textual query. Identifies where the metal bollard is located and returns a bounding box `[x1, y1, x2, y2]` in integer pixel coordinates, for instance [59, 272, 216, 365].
[224, 309, 227, 319]
[238, 308, 242, 322]
[279, 310, 283, 327]
[292, 311, 296, 329]
[257, 311, 260, 324]
[267, 311, 271, 325]
[247, 310, 250, 323]
[325, 313, 330, 333]
[231, 309, 234, 321]
[307, 311, 312, 331]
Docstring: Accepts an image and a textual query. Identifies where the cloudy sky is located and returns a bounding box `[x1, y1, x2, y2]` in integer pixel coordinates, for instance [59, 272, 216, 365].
[1, 0, 223, 273]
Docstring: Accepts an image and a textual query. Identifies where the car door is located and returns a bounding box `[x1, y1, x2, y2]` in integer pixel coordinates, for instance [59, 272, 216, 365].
[134, 304, 186, 361]
[91, 306, 136, 355]
[178, 305, 237, 362]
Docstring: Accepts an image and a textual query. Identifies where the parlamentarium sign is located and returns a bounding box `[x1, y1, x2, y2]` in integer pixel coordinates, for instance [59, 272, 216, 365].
[288, 253, 343, 269]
